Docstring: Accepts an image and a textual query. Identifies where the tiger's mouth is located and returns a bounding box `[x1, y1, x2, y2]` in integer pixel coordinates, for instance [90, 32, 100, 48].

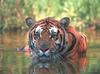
[31, 47, 62, 69]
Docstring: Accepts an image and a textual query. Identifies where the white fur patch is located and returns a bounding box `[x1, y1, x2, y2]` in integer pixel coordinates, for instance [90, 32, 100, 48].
[55, 39, 60, 44]
[49, 26, 58, 33]
[35, 26, 43, 33]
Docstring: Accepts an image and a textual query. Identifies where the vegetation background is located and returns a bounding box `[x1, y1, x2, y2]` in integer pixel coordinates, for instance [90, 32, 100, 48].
[0, 0, 100, 32]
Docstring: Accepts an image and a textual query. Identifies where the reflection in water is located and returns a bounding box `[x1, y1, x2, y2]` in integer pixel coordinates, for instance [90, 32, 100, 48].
[0, 50, 88, 74]
[28, 55, 87, 74]
[0, 31, 100, 74]
[0, 32, 26, 49]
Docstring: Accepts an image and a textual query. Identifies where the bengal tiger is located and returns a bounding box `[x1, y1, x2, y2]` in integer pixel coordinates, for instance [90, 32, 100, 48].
[23, 17, 87, 74]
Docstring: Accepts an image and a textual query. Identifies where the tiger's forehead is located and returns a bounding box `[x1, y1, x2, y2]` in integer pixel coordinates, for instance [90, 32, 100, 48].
[35, 24, 58, 33]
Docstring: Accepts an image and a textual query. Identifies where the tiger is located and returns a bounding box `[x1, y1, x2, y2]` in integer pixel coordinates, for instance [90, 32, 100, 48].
[23, 17, 87, 74]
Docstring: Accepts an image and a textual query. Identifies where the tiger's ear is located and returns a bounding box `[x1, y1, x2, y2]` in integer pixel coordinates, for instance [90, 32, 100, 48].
[25, 17, 35, 27]
[60, 17, 70, 28]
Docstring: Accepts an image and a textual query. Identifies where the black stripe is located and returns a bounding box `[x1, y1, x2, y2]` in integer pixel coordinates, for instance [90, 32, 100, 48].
[67, 32, 76, 52]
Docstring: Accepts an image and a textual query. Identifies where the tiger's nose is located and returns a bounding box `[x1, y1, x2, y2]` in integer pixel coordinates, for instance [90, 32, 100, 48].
[40, 43, 49, 52]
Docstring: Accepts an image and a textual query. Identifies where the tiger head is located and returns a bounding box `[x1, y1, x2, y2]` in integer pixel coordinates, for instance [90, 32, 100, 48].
[25, 17, 70, 68]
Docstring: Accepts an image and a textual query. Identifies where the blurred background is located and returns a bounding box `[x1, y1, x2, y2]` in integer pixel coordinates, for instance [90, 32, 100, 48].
[0, 0, 100, 74]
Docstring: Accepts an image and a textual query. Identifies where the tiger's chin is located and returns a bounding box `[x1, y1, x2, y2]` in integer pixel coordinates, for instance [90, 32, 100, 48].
[31, 49, 61, 68]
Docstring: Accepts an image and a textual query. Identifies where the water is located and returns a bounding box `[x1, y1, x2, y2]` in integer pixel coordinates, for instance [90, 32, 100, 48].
[0, 32, 29, 74]
[0, 31, 100, 74]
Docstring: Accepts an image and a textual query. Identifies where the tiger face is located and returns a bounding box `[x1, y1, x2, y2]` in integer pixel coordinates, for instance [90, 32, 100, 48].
[32, 25, 60, 52]
[25, 17, 69, 68]
[29, 18, 66, 54]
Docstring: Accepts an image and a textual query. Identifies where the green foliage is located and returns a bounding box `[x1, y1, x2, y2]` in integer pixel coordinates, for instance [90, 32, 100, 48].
[0, 0, 100, 31]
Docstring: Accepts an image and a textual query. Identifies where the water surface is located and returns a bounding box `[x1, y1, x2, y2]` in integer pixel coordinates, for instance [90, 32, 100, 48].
[0, 31, 100, 74]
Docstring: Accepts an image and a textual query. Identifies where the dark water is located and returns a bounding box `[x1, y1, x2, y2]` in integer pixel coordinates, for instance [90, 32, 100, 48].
[0, 31, 100, 74]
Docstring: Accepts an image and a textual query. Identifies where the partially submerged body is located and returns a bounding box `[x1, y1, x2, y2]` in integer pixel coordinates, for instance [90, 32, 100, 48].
[19, 17, 88, 74]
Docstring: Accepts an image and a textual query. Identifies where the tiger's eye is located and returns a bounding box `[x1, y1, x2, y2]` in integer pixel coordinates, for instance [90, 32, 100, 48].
[50, 32, 58, 41]
[34, 32, 40, 40]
